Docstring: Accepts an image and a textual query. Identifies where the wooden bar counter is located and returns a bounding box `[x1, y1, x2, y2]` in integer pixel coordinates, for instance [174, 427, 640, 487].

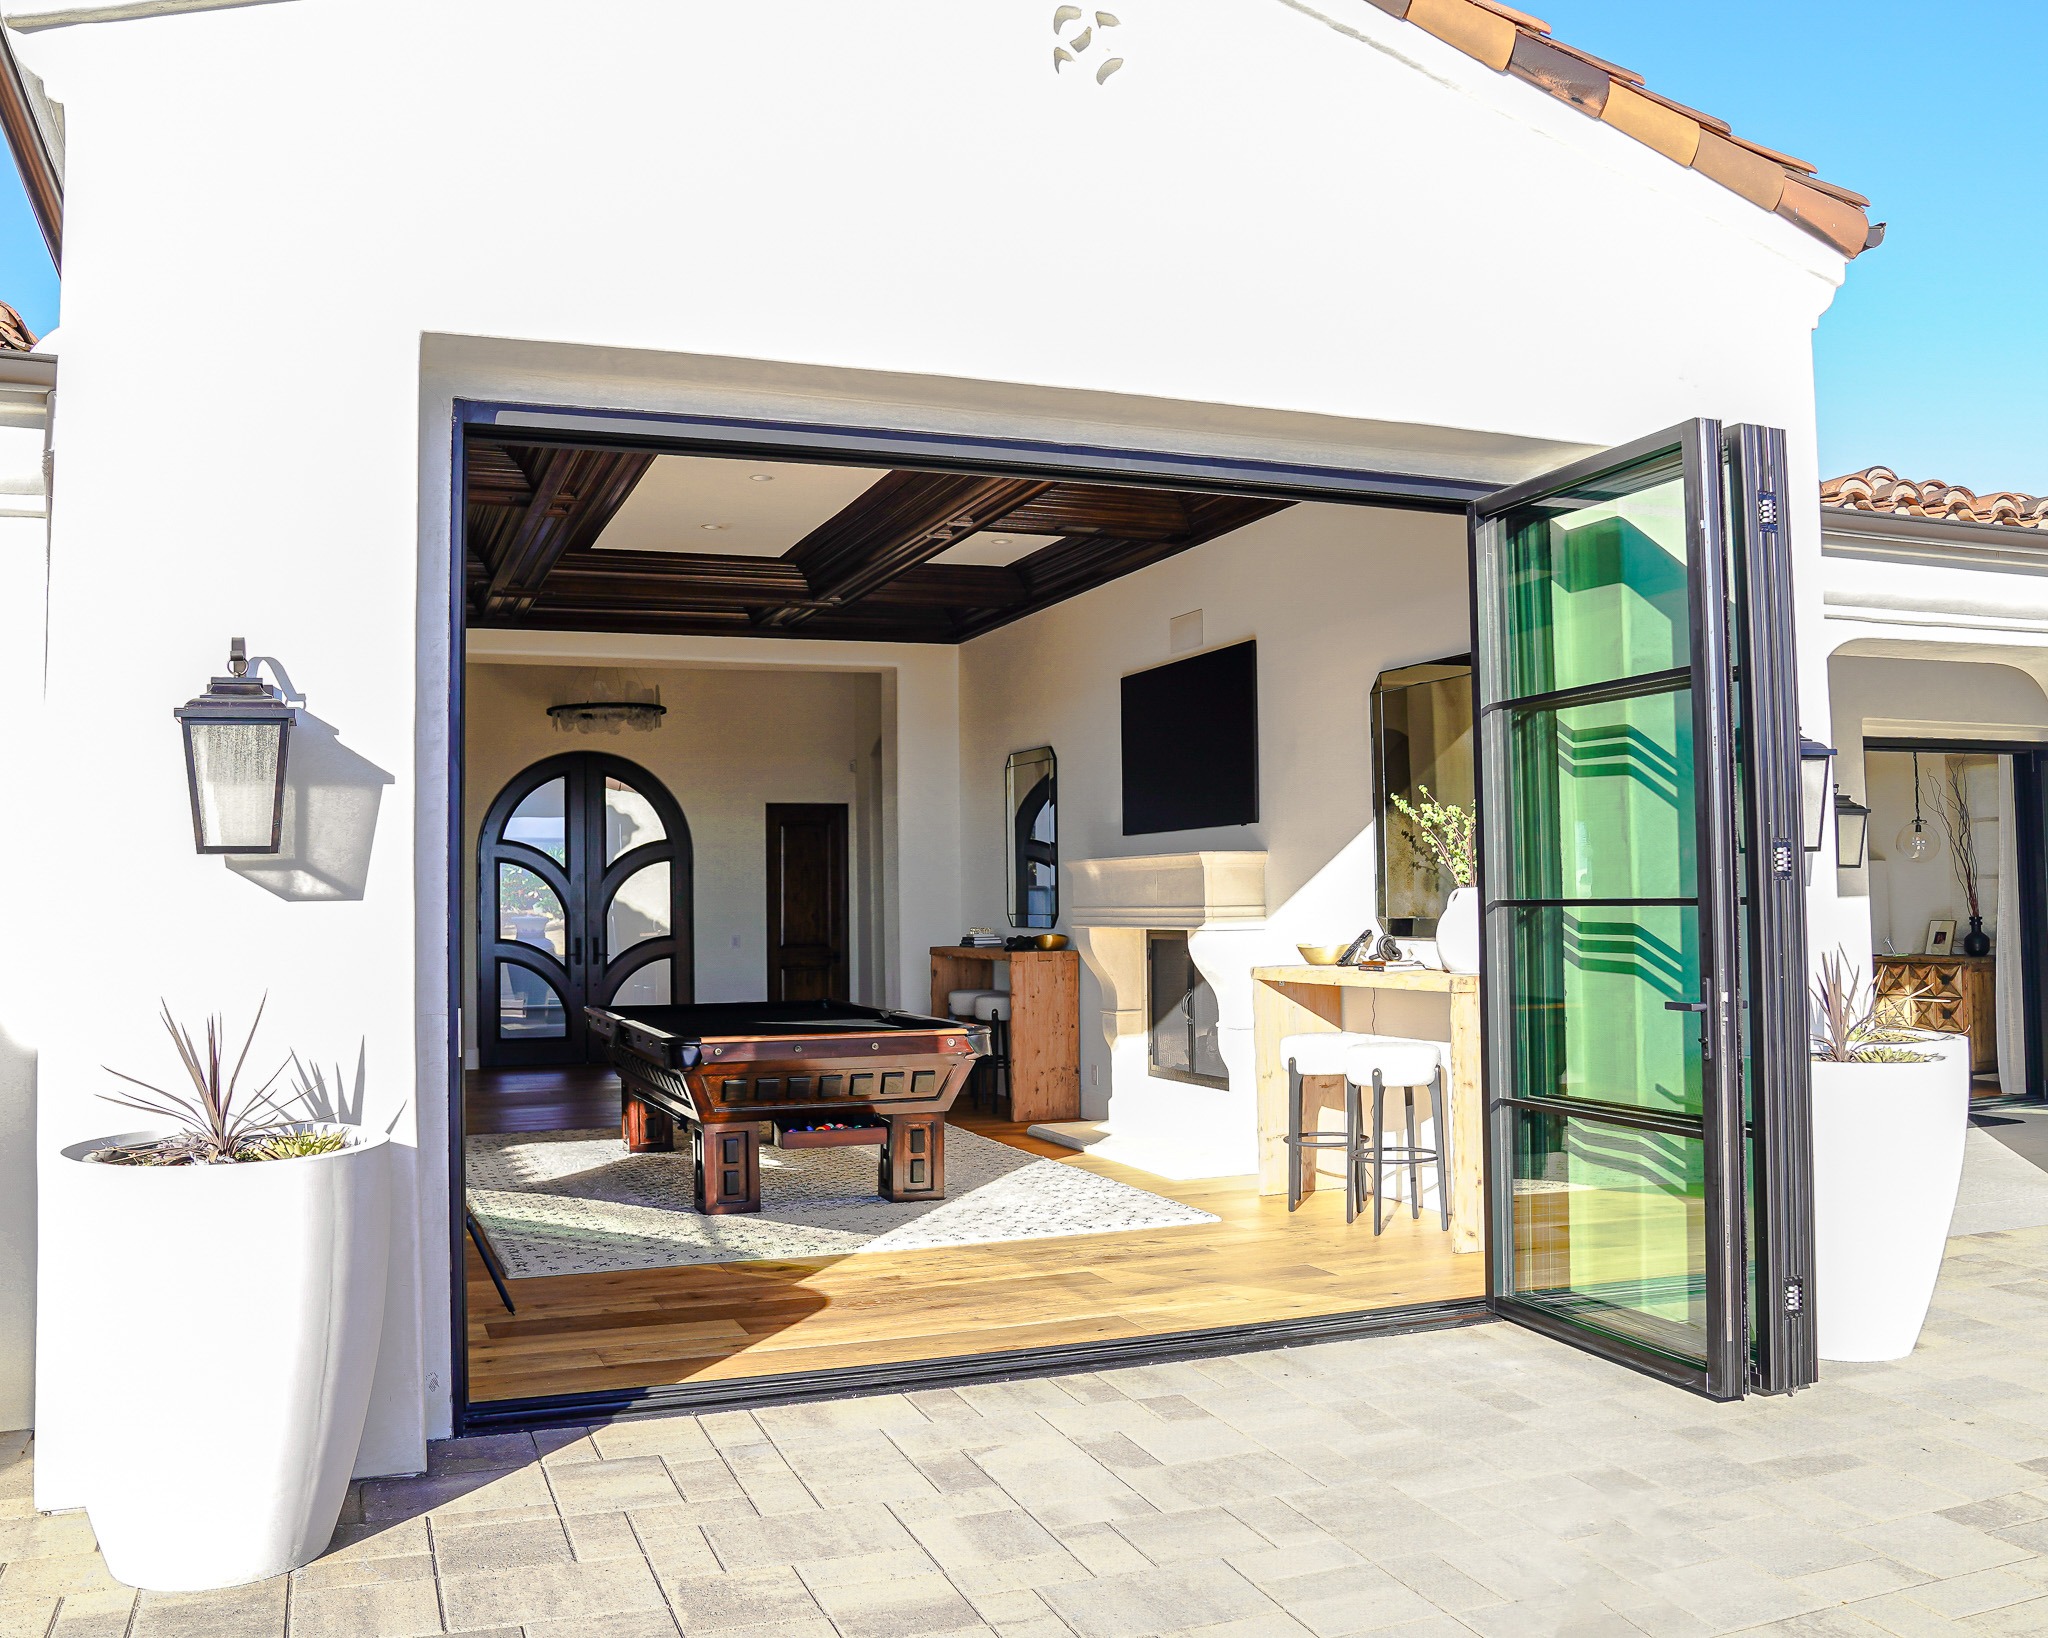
[930, 946, 1081, 1122]
[1251, 964, 1482, 1255]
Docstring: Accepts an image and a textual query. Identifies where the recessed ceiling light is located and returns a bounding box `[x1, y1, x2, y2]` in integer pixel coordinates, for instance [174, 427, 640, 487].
[700, 523, 728, 531]
[991, 538, 1010, 546]
[749, 474, 775, 483]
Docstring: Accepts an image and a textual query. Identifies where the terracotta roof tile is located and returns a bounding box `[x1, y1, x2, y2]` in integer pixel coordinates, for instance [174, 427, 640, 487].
[1823, 468, 2048, 531]
[1368, 2, 1875, 257]
[0, 302, 36, 352]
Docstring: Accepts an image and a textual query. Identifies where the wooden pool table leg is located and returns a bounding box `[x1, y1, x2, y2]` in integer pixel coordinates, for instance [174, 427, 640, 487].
[694, 1121, 761, 1213]
[622, 1096, 674, 1154]
[880, 1113, 946, 1201]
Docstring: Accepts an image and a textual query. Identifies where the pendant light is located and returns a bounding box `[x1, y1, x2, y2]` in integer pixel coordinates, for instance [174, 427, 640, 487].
[1897, 751, 1935, 860]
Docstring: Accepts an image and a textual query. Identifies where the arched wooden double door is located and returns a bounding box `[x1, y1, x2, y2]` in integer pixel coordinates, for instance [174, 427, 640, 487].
[479, 753, 693, 1067]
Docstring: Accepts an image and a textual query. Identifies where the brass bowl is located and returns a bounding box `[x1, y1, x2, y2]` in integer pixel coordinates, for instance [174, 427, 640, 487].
[1032, 933, 1070, 950]
[1297, 943, 1350, 966]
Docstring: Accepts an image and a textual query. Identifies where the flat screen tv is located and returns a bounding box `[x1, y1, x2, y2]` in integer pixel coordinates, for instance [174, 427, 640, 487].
[1121, 640, 1259, 835]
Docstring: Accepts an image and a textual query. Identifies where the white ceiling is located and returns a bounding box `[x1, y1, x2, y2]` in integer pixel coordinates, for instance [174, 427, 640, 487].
[594, 455, 888, 558]
[929, 531, 1064, 567]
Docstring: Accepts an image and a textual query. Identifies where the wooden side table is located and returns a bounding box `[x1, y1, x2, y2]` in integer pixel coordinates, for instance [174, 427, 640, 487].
[1875, 954, 1997, 1078]
[930, 947, 1081, 1122]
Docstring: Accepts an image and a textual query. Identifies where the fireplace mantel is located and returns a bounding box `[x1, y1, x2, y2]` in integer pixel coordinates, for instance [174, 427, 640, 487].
[1065, 851, 1267, 929]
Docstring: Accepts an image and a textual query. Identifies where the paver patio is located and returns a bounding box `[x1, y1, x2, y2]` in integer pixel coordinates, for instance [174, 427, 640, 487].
[8, 1224, 2048, 1638]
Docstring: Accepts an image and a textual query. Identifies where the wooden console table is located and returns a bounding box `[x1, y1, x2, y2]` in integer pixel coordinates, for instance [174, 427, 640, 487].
[1875, 954, 1996, 1078]
[929, 946, 1080, 1122]
[1251, 964, 1482, 1255]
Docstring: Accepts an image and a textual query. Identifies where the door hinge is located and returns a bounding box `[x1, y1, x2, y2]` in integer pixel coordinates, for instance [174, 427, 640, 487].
[1772, 837, 1795, 877]
[1784, 1276, 1805, 1317]
[1757, 492, 1779, 532]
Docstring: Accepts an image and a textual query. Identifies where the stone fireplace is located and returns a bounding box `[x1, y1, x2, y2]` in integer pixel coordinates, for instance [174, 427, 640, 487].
[1041, 851, 1294, 1177]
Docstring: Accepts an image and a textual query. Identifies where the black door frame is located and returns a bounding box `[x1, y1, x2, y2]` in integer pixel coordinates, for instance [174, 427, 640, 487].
[1466, 420, 1817, 1403]
[443, 401, 1811, 1429]
[1861, 735, 2048, 1108]
[475, 750, 694, 1068]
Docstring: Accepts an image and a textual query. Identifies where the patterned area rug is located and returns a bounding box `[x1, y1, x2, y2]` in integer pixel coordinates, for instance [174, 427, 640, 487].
[466, 1125, 1218, 1279]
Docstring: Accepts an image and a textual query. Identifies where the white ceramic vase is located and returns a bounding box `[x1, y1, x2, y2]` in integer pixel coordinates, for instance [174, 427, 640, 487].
[1810, 1033, 1969, 1362]
[61, 1127, 390, 1591]
[1435, 885, 1480, 975]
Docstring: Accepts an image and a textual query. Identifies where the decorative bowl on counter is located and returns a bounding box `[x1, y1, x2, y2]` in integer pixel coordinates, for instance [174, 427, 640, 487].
[1297, 943, 1349, 966]
[1032, 933, 1070, 950]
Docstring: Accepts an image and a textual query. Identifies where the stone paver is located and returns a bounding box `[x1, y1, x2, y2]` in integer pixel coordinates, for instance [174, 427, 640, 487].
[10, 1226, 2048, 1634]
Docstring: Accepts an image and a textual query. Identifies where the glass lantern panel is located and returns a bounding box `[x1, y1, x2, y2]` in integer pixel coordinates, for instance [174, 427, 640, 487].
[606, 861, 671, 955]
[506, 778, 567, 862]
[187, 720, 284, 850]
[605, 777, 666, 864]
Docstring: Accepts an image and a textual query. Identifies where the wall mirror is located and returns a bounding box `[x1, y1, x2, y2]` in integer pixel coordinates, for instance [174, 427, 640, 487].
[1006, 746, 1058, 928]
[1371, 657, 1474, 936]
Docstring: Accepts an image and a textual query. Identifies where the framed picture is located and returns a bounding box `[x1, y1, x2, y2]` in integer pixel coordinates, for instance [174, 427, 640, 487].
[1925, 919, 1957, 956]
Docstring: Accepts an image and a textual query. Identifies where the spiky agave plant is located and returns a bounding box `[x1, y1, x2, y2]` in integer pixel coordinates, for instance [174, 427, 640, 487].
[1811, 950, 1930, 1065]
[96, 999, 306, 1164]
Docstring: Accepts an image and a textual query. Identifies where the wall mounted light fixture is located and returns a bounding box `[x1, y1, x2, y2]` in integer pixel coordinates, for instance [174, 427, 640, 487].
[173, 638, 296, 853]
[1797, 735, 1835, 855]
[1833, 787, 1871, 871]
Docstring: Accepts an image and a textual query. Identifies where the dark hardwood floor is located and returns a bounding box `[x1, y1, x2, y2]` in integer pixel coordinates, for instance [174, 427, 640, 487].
[467, 1064, 621, 1134]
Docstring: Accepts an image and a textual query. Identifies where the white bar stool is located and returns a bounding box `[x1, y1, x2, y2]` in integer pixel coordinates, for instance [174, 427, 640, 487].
[947, 988, 1004, 1112]
[1345, 1038, 1451, 1235]
[1281, 1032, 1375, 1219]
[972, 992, 1012, 1113]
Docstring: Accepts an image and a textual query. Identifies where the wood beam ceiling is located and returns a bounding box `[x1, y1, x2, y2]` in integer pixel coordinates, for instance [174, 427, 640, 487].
[463, 439, 1294, 643]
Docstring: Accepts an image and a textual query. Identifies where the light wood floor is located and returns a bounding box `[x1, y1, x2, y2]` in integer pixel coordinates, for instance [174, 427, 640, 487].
[463, 1074, 1483, 1404]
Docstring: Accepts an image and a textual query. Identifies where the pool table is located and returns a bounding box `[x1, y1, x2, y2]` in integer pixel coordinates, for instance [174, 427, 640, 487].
[584, 1000, 987, 1215]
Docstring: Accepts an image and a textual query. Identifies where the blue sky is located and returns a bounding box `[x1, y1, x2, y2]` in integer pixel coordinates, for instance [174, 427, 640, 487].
[0, 3, 2039, 490]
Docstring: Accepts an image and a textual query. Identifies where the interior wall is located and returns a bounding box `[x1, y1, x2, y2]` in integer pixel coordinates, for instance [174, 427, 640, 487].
[959, 501, 1471, 1113]
[1828, 655, 2048, 957]
[1862, 751, 2001, 957]
[464, 662, 885, 1040]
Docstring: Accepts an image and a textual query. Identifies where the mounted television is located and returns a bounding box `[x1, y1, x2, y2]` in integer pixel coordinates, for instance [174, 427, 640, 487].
[1121, 640, 1259, 835]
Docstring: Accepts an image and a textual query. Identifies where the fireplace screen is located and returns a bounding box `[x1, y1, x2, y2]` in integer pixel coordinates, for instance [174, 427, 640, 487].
[1148, 931, 1227, 1088]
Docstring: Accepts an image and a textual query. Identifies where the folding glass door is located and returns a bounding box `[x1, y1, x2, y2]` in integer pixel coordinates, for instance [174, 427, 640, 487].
[1471, 421, 1813, 1400]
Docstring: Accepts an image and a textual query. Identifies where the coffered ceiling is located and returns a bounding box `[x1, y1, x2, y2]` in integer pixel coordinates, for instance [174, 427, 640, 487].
[464, 440, 1291, 644]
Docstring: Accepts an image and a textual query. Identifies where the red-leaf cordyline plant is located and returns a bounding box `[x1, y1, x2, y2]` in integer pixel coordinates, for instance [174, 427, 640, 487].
[1810, 950, 1929, 1065]
[95, 998, 312, 1165]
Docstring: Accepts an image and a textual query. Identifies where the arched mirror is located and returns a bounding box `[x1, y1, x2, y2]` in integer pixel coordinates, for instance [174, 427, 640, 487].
[1372, 657, 1474, 937]
[1007, 746, 1058, 929]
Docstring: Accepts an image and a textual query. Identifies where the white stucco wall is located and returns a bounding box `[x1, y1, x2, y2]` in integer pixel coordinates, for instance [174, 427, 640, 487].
[11, 0, 1847, 1491]
[0, 360, 50, 1432]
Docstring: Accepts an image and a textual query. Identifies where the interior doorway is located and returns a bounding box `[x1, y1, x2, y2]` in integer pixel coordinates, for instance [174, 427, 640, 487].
[1859, 740, 2048, 1104]
[764, 802, 850, 1001]
[476, 752, 693, 1067]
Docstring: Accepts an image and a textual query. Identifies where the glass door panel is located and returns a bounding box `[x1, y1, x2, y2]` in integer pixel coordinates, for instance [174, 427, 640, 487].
[606, 861, 672, 956]
[1475, 420, 1747, 1398]
[605, 776, 666, 863]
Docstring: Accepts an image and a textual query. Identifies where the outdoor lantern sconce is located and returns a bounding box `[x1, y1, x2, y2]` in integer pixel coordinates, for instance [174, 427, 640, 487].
[1834, 787, 1872, 872]
[173, 638, 297, 854]
[1797, 735, 1836, 855]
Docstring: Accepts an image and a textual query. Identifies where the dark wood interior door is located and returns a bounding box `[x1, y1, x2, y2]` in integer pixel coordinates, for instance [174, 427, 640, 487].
[766, 803, 849, 1002]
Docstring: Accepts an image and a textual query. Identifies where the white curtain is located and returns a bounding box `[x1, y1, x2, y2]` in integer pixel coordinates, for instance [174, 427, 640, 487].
[1997, 757, 2027, 1093]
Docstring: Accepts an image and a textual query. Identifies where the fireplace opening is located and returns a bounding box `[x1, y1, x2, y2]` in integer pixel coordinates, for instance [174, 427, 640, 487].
[1147, 930, 1228, 1088]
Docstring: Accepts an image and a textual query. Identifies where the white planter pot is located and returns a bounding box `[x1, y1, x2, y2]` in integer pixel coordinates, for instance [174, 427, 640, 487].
[61, 1128, 390, 1591]
[1810, 1034, 1969, 1362]
[1435, 886, 1480, 975]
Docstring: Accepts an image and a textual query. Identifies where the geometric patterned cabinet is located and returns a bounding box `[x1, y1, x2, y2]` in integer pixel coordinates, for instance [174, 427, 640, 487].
[1874, 954, 1998, 1078]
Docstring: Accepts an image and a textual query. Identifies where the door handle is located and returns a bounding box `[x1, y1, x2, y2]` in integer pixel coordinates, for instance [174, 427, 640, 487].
[572, 936, 583, 967]
[1664, 1000, 1707, 1013]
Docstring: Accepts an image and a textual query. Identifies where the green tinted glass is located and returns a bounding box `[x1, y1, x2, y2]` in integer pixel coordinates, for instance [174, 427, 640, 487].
[1505, 685, 1696, 901]
[1509, 1105, 1707, 1365]
[1506, 904, 1701, 1118]
[1502, 467, 1690, 699]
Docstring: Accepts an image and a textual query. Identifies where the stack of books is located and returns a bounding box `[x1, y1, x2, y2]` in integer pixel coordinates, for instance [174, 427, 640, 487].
[959, 927, 1005, 948]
